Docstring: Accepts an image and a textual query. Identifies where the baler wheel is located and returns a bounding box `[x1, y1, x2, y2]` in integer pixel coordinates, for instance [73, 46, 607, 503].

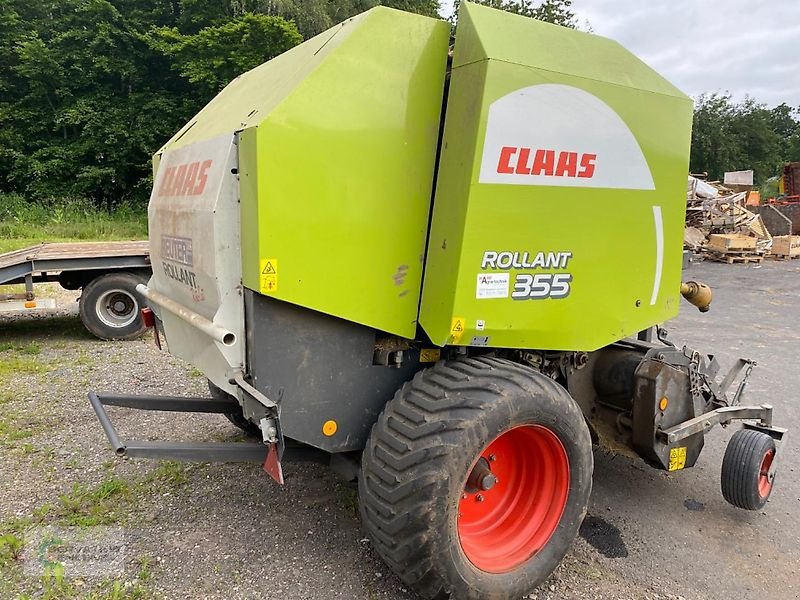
[359, 357, 593, 600]
[721, 429, 776, 510]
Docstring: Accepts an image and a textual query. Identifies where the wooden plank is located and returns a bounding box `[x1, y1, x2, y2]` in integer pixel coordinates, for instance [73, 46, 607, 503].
[707, 233, 757, 252]
[708, 253, 763, 265]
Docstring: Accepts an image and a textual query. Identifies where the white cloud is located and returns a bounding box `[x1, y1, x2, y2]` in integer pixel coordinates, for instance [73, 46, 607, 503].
[439, 0, 800, 107]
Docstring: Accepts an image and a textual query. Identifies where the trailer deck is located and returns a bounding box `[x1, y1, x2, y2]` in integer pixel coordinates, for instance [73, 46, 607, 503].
[0, 241, 150, 286]
[0, 241, 152, 340]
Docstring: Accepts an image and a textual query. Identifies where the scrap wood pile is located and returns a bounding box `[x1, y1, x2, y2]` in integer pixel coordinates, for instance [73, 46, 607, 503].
[684, 175, 784, 264]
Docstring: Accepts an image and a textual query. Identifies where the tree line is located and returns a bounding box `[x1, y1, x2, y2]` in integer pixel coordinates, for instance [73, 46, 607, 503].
[1, 0, 797, 207]
[691, 94, 800, 188]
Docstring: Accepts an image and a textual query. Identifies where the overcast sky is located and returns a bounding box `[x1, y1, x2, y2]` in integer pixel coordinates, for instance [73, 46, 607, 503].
[440, 1, 800, 108]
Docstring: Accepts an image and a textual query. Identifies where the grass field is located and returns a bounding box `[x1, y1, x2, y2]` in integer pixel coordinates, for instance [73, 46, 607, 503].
[0, 195, 147, 254]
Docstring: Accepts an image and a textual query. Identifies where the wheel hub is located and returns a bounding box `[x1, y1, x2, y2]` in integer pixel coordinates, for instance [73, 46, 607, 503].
[758, 449, 775, 497]
[465, 458, 497, 492]
[111, 298, 130, 315]
[457, 424, 570, 574]
[95, 289, 138, 328]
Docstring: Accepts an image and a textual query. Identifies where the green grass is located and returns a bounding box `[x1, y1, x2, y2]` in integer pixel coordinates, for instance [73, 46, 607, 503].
[141, 461, 191, 487]
[0, 533, 24, 568]
[55, 479, 131, 527]
[0, 341, 41, 355]
[0, 354, 51, 377]
[0, 194, 147, 254]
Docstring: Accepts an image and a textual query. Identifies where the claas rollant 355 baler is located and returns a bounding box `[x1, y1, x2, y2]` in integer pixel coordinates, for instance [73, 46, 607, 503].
[88, 3, 787, 598]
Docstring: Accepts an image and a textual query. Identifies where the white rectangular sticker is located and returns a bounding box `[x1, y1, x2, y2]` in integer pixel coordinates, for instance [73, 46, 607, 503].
[476, 273, 509, 299]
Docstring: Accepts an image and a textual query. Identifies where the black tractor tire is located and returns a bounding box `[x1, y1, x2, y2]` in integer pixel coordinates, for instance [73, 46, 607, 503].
[208, 380, 261, 438]
[359, 357, 593, 600]
[721, 428, 776, 511]
[78, 272, 149, 340]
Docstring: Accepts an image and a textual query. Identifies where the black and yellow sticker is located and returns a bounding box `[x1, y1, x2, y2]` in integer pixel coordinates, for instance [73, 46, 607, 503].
[420, 348, 441, 363]
[450, 317, 465, 343]
[260, 259, 278, 293]
[668, 446, 687, 471]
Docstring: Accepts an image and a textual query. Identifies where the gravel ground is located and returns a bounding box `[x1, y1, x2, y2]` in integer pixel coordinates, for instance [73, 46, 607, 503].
[0, 262, 797, 599]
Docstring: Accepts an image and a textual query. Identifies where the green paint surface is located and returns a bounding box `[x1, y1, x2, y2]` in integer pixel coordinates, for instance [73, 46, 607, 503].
[239, 8, 449, 337]
[419, 2, 693, 350]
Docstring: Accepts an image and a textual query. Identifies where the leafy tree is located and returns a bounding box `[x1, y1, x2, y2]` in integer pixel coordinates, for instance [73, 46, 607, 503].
[3, 0, 798, 208]
[451, 0, 576, 28]
[249, 0, 438, 38]
[690, 94, 793, 185]
[154, 13, 302, 94]
[0, 0, 301, 205]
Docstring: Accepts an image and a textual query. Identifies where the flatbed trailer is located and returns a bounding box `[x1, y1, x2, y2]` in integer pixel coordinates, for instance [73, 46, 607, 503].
[0, 241, 151, 340]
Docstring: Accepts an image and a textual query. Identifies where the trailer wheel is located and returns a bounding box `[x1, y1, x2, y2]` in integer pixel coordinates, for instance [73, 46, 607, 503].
[79, 272, 148, 340]
[721, 429, 776, 511]
[208, 381, 261, 438]
[359, 357, 593, 600]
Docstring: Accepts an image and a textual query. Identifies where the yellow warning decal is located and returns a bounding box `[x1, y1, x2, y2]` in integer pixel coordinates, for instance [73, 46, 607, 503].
[668, 446, 687, 471]
[450, 317, 466, 343]
[260, 259, 278, 294]
[420, 349, 441, 363]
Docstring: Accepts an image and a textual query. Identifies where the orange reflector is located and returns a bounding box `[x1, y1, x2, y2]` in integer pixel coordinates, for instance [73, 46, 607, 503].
[24, 301, 36, 309]
[322, 420, 338, 436]
[659, 397, 669, 411]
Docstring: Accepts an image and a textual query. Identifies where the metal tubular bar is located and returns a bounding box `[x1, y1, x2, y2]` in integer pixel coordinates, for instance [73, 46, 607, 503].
[135, 284, 236, 347]
[717, 358, 749, 395]
[123, 441, 267, 462]
[24, 273, 34, 300]
[98, 393, 240, 413]
[87, 390, 269, 463]
[88, 390, 126, 455]
[659, 404, 773, 444]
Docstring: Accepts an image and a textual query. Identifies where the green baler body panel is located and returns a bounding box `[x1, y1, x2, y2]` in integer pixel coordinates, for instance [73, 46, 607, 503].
[237, 8, 449, 338]
[151, 2, 693, 353]
[418, 2, 694, 350]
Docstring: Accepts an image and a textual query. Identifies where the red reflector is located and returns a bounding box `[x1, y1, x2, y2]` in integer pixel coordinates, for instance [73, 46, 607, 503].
[141, 307, 155, 328]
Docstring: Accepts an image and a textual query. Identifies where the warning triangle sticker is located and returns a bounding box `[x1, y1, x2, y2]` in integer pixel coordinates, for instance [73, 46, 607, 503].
[453, 321, 463, 332]
[262, 261, 276, 275]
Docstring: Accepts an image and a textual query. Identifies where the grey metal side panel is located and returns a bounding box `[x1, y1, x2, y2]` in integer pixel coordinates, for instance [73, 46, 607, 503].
[147, 133, 245, 396]
[245, 290, 426, 453]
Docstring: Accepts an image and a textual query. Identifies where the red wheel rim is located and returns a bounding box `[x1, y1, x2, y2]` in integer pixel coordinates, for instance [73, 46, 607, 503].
[457, 424, 570, 574]
[758, 449, 775, 498]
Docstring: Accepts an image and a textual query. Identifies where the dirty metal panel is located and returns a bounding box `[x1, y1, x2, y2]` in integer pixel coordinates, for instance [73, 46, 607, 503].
[632, 359, 703, 470]
[757, 202, 800, 235]
[245, 290, 425, 453]
[147, 133, 245, 396]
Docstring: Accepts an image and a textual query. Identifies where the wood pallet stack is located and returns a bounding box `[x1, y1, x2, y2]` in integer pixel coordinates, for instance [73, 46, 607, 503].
[769, 235, 800, 260]
[705, 233, 764, 264]
[685, 175, 774, 264]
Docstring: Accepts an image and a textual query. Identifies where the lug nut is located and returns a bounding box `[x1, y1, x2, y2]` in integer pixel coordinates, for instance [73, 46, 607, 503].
[476, 494, 484, 502]
[480, 473, 497, 491]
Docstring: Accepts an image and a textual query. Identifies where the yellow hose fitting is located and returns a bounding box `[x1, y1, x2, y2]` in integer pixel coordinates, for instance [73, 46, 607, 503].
[680, 281, 712, 313]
